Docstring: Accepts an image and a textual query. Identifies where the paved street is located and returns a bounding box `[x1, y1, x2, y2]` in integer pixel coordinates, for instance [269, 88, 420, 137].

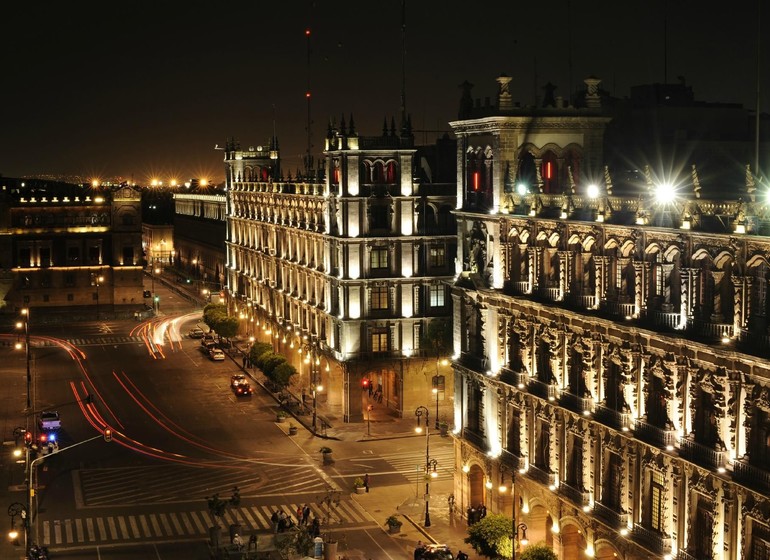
[0, 276, 478, 560]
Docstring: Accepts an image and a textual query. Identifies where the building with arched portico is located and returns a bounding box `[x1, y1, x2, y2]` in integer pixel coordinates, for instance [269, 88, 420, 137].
[450, 74, 770, 559]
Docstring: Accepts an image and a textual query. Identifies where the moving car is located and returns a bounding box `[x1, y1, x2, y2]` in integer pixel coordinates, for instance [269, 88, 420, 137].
[232, 381, 253, 396]
[38, 411, 61, 431]
[209, 348, 226, 361]
[188, 327, 205, 339]
[230, 374, 248, 388]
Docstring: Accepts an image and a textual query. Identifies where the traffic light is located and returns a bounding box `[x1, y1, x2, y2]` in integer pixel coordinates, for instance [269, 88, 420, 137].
[103, 428, 112, 442]
[23, 431, 32, 447]
[362, 379, 369, 389]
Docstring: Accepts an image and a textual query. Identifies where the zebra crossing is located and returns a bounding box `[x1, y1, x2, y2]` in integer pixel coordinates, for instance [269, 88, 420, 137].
[41, 499, 371, 547]
[78, 462, 334, 507]
[381, 444, 455, 481]
[65, 336, 145, 347]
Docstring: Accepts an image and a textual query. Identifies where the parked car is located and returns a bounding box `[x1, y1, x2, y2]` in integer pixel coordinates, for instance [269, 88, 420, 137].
[38, 411, 61, 432]
[188, 327, 205, 339]
[209, 348, 226, 361]
[420, 544, 454, 560]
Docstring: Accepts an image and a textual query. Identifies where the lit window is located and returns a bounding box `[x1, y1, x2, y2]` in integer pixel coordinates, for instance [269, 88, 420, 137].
[429, 285, 445, 307]
[429, 247, 446, 267]
[371, 286, 388, 310]
[371, 328, 388, 352]
[370, 247, 388, 269]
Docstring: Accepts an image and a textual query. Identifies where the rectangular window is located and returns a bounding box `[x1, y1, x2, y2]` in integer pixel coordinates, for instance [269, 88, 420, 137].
[89, 245, 100, 263]
[536, 420, 550, 468]
[64, 274, 75, 287]
[371, 286, 388, 310]
[19, 248, 31, 267]
[429, 285, 445, 307]
[603, 452, 622, 510]
[122, 247, 134, 266]
[370, 248, 388, 269]
[39, 247, 51, 267]
[650, 470, 664, 532]
[67, 246, 80, 264]
[371, 328, 388, 353]
[430, 247, 446, 267]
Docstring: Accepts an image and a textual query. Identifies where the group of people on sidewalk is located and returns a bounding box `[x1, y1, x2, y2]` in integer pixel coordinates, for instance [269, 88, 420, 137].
[270, 505, 321, 537]
[466, 504, 487, 525]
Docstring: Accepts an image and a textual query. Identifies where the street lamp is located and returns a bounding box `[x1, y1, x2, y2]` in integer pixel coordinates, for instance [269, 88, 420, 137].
[312, 383, 323, 434]
[415, 405, 433, 527]
[513, 522, 529, 558]
[94, 274, 104, 320]
[432, 385, 440, 429]
[16, 309, 31, 410]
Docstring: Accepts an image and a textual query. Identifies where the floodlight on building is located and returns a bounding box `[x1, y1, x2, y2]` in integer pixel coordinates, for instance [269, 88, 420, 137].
[654, 182, 676, 203]
[516, 183, 528, 195]
[586, 184, 600, 199]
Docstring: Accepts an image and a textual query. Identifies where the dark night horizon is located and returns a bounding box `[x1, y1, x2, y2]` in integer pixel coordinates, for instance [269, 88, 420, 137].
[1, 1, 766, 182]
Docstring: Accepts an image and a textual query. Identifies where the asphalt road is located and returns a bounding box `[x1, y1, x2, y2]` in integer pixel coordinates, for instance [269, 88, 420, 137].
[0, 278, 450, 559]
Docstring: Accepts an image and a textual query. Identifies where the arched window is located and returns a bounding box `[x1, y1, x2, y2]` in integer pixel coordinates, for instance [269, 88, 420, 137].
[385, 161, 397, 184]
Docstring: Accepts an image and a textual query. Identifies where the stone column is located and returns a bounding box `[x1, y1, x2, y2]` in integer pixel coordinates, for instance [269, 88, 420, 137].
[711, 271, 725, 322]
[593, 256, 606, 305]
[732, 276, 749, 333]
[633, 261, 648, 316]
[558, 250, 572, 301]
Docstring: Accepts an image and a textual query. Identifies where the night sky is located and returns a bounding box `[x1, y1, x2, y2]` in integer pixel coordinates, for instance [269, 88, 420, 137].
[1, 1, 766, 182]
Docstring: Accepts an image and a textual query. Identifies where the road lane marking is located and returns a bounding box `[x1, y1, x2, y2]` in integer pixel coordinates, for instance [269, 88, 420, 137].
[75, 518, 84, 542]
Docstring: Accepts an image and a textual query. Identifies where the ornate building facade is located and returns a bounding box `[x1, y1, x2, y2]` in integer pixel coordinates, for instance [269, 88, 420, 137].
[0, 181, 143, 320]
[224, 122, 457, 421]
[450, 76, 770, 559]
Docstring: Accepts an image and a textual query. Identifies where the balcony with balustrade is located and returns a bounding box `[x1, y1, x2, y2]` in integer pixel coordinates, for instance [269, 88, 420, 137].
[595, 404, 633, 432]
[600, 299, 636, 319]
[559, 392, 594, 415]
[527, 463, 557, 487]
[631, 523, 672, 555]
[679, 437, 728, 470]
[501, 449, 526, 471]
[559, 481, 590, 508]
[634, 419, 678, 449]
[593, 501, 628, 529]
[733, 459, 770, 493]
[676, 550, 699, 560]
[528, 378, 559, 401]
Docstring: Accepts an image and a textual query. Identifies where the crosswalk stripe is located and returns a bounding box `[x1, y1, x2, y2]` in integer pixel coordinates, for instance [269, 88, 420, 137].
[240, 507, 257, 528]
[170, 512, 183, 534]
[180, 512, 195, 535]
[75, 518, 84, 542]
[65, 519, 73, 543]
[159, 513, 173, 536]
[138, 515, 149, 538]
[96, 517, 107, 540]
[55, 521, 62, 544]
[190, 511, 207, 534]
[107, 517, 118, 539]
[86, 517, 95, 541]
[149, 514, 161, 537]
[43, 521, 50, 545]
[117, 516, 128, 539]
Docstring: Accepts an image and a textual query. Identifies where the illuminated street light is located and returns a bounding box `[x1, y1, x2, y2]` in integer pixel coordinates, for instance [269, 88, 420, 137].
[415, 406, 434, 527]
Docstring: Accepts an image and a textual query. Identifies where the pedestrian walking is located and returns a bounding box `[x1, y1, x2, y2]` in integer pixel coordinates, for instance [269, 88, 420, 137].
[296, 505, 303, 525]
[480, 504, 487, 519]
[414, 540, 424, 560]
[467, 506, 476, 525]
[232, 533, 244, 550]
[270, 510, 279, 533]
[364, 473, 370, 493]
[456, 550, 469, 560]
[242, 355, 247, 368]
[302, 504, 311, 525]
[311, 517, 321, 538]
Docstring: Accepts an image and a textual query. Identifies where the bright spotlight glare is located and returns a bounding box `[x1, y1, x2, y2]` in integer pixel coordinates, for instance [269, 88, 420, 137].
[586, 184, 600, 199]
[516, 183, 528, 195]
[655, 182, 676, 203]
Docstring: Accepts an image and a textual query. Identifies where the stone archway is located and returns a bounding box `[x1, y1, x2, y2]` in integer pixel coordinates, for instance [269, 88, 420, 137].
[468, 464, 486, 514]
[524, 505, 553, 549]
[595, 544, 620, 559]
[561, 523, 587, 560]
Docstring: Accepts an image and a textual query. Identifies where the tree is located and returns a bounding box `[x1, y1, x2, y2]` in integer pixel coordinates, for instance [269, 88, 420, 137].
[212, 315, 238, 339]
[203, 303, 227, 332]
[272, 362, 297, 388]
[262, 354, 287, 377]
[423, 317, 453, 358]
[464, 514, 513, 559]
[249, 342, 272, 364]
[519, 543, 558, 560]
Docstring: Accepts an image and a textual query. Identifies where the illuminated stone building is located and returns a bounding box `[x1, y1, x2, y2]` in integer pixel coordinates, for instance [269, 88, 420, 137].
[0, 181, 143, 319]
[450, 75, 770, 559]
[225, 121, 457, 422]
[173, 192, 227, 293]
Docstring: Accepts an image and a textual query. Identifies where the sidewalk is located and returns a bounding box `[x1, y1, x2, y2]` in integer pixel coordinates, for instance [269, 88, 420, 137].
[350, 478, 479, 560]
